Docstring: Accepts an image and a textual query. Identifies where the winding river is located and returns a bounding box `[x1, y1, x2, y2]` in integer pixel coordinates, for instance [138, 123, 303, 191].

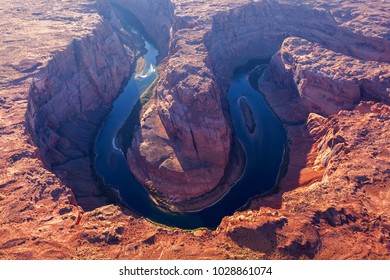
[94, 22, 286, 229]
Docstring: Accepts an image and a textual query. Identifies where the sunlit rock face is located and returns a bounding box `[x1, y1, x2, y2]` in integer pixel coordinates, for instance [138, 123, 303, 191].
[24, 3, 145, 210]
[206, 0, 390, 87]
[125, 0, 390, 210]
[0, 0, 389, 260]
[124, 0, 237, 208]
[262, 36, 390, 117]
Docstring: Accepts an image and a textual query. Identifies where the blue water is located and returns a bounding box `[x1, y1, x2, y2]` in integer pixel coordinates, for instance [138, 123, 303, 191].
[94, 28, 286, 229]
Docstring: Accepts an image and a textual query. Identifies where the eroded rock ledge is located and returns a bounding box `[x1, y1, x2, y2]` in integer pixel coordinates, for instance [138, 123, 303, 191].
[24, 0, 175, 211]
[25, 5, 145, 210]
[261, 36, 390, 119]
[0, 0, 389, 260]
[124, 0, 390, 210]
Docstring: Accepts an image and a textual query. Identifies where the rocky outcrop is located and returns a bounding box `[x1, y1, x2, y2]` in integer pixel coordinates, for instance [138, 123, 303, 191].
[26, 7, 144, 210]
[127, 54, 232, 208]
[110, 0, 175, 58]
[261, 37, 390, 117]
[124, 0, 390, 209]
[1, 0, 389, 260]
[242, 102, 390, 259]
[125, 1, 235, 209]
[107, 0, 234, 209]
[206, 0, 390, 88]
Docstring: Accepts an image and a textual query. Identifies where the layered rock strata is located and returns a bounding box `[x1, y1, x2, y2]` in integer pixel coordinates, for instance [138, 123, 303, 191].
[207, 0, 390, 88]
[240, 102, 390, 259]
[0, 0, 389, 260]
[25, 2, 145, 210]
[124, 0, 390, 210]
[261, 36, 390, 118]
[124, 0, 243, 208]
[111, 0, 174, 59]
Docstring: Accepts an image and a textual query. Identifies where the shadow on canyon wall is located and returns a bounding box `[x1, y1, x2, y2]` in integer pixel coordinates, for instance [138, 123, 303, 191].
[25, 0, 389, 214]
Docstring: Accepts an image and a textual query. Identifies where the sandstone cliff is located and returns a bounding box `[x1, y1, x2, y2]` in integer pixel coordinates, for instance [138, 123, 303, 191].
[237, 102, 390, 259]
[111, 0, 174, 59]
[207, 0, 390, 88]
[25, 4, 144, 210]
[261, 37, 390, 117]
[124, 0, 235, 208]
[124, 0, 390, 211]
[0, 0, 389, 260]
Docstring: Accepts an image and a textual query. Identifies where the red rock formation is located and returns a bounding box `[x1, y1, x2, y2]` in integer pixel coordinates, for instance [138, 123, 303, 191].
[207, 0, 390, 88]
[262, 37, 390, 117]
[124, 0, 390, 211]
[0, 0, 389, 260]
[111, 0, 174, 58]
[243, 102, 390, 259]
[127, 60, 232, 208]
[25, 8, 144, 210]
[124, 0, 237, 209]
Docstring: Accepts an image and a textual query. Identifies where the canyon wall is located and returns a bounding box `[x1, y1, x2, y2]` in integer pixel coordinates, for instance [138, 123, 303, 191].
[1, 0, 389, 260]
[123, 0, 390, 209]
[26, 9, 143, 210]
[122, 0, 389, 256]
[111, 0, 175, 58]
[24, 0, 177, 211]
[124, 0, 235, 208]
[261, 36, 390, 118]
[206, 0, 390, 88]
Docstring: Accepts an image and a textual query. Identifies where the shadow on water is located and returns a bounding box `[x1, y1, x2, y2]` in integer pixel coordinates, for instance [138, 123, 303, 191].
[94, 9, 287, 229]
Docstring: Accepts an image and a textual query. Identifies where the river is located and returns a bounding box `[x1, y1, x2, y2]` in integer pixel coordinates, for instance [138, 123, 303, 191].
[94, 21, 286, 229]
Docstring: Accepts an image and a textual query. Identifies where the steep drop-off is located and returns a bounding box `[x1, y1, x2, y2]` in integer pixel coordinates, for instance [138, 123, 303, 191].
[1, 0, 389, 260]
[123, 0, 390, 210]
[25, 5, 144, 210]
[261, 36, 390, 118]
[207, 1, 390, 88]
[112, 0, 174, 59]
[26, 1, 174, 210]
[121, 0, 390, 257]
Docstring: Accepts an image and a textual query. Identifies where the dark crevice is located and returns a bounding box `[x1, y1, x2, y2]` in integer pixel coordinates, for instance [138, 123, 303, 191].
[189, 127, 200, 160]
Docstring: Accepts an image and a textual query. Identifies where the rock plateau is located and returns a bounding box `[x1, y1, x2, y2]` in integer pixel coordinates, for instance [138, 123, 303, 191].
[0, 0, 389, 259]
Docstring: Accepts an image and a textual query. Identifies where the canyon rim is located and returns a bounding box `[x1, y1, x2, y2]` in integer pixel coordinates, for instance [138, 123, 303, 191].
[0, 0, 389, 259]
